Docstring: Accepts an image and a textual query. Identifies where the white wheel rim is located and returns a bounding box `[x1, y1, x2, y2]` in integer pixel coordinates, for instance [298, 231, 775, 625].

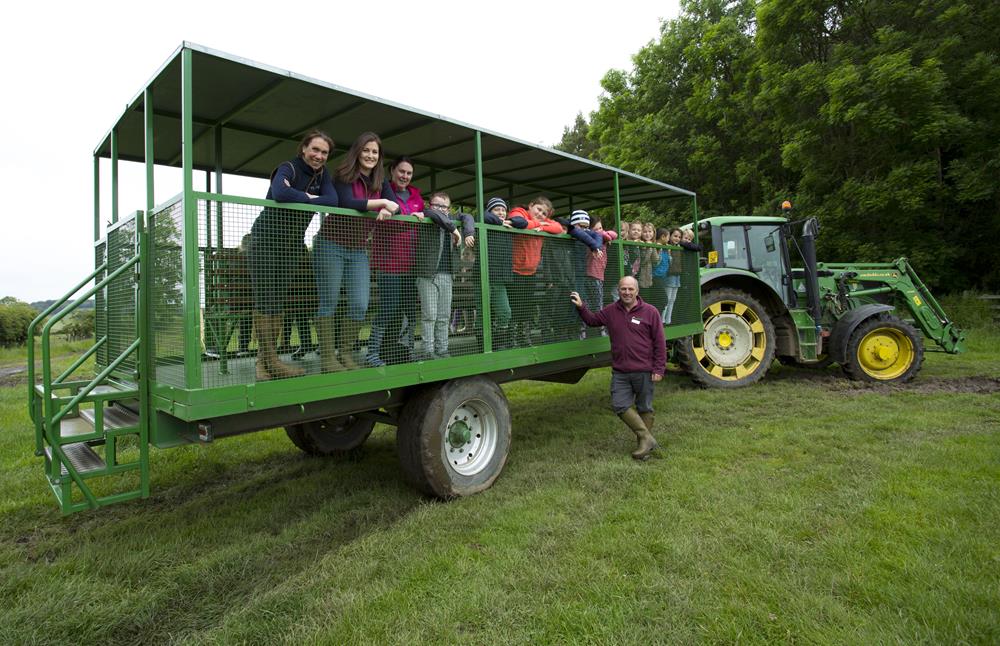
[703, 312, 753, 367]
[443, 399, 498, 477]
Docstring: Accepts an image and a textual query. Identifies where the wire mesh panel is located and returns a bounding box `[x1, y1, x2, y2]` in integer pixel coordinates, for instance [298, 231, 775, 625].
[670, 248, 702, 329]
[150, 201, 186, 386]
[94, 241, 108, 369]
[619, 240, 701, 332]
[195, 198, 490, 388]
[147, 195, 702, 392]
[108, 218, 138, 379]
[92, 217, 139, 382]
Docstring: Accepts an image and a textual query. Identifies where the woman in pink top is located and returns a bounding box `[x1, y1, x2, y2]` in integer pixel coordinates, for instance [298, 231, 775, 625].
[367, 157, 425, 366]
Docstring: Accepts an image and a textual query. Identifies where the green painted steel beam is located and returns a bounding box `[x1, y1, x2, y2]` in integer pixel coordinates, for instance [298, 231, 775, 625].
[181, 48, 202, 389]
[145, 89, 155, 214]
[615, 173, 624, 277]
[93, 156, 100, 241]
[181, 78, 288, 156]
[474, 131, 492, 352]
[407, 135, 477, 159]
[111, 128, 119, 224]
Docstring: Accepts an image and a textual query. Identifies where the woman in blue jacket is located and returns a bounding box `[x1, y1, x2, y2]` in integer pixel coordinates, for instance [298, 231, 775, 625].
[249, 130, 339, 380]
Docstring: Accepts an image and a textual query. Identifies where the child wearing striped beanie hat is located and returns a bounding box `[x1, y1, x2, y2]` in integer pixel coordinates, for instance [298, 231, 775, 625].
[486, 197, 508, 215]
[570, 209, 591, 228]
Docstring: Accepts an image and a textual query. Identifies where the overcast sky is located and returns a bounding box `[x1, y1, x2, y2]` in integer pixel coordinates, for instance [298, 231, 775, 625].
[1, 0, 679, 302]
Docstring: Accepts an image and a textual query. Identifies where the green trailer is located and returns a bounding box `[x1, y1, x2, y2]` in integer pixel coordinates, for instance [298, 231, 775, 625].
[677, 210, 965, 387]
[26, 43, 702, 514]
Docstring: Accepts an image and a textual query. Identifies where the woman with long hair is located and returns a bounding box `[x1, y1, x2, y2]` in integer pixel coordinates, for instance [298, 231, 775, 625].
[312, 132, 398, 371]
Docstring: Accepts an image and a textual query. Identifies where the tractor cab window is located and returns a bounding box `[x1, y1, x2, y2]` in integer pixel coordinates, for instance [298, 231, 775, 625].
[720, 225, 786, 297]
[719, 226, 749, 269]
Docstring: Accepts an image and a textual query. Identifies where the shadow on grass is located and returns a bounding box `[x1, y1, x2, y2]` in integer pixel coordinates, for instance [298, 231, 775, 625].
[2, 429, 428, 644]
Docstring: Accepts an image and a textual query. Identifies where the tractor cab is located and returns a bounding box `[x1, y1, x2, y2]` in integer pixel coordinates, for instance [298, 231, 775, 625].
[695, 216, 795, 307]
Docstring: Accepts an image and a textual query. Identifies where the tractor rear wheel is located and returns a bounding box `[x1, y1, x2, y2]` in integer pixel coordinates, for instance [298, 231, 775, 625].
[842, 314, 923, 383]
[396, 376, 511, 499]
[285, 414, 375, 456]
[678, 288, 776, 388]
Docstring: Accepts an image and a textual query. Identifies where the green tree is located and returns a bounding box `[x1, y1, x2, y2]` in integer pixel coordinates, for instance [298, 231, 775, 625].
[0, 298, 41, 346]
[62, 309, 95, 341]
[576, 0, 1000, 290]
[555, 112, 601, 161]
[753, 0, 1000, 288]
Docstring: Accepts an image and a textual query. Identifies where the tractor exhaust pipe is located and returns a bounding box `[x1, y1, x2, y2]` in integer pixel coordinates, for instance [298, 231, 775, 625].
[800, 217, 822, 328]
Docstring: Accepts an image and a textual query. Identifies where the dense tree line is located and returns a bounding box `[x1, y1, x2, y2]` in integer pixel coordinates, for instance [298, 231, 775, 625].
[0, 297, 41, 346]
[559, 0, 999, 291]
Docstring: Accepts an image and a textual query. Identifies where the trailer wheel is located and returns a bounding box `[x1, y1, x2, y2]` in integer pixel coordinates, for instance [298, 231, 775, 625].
[396, 376, 511, 498]
[678, 288, 776, 388]
[285, 414, 375, 456]
[842, 314, 924, 383]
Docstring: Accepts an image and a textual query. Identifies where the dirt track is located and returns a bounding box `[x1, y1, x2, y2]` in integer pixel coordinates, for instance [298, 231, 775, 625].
[769, 367, 1000, 395]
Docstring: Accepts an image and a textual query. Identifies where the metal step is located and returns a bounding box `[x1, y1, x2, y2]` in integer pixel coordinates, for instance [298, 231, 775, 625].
[45, 443, 107, 476]
[58, 416, 98, 439]
[35, 382, 139, 399]
[81, 405, 140, 430]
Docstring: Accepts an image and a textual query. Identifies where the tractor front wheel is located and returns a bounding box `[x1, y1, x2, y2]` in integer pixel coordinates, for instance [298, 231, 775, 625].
[678, 288, 776, 388]
[842, 314, 924, 383]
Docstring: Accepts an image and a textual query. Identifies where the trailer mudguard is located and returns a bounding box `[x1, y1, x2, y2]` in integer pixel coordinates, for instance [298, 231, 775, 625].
[828, 304, 894, 365]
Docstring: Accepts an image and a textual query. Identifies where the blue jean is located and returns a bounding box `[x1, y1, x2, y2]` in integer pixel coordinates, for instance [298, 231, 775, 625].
[313, 238, 370, 321]
[374, 272, 415, 341]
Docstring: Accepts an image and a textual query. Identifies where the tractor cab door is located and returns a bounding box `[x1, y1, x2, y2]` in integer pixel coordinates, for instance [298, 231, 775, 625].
[719, 225, 789, 303]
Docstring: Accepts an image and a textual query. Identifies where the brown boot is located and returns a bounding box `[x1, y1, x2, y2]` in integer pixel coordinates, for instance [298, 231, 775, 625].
[338, 318, 361, 370]
[619, 407, 659, 461]
[316, 316, 345, 373]
[254, 314, 305, 380]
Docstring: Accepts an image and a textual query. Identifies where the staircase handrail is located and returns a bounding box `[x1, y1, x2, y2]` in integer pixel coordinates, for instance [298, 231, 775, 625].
[37, 256, 140, 452]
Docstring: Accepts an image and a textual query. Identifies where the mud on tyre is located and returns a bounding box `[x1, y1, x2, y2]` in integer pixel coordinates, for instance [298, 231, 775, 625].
[396, 376, 512, 498]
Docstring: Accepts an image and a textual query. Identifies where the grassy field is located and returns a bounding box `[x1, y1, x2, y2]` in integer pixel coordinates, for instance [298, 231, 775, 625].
[1, 327, 998, 644]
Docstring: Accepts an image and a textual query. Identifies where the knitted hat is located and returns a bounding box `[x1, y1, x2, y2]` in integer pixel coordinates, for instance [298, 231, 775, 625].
[570, 210, 590, 226]
[486, 197, 508, 213]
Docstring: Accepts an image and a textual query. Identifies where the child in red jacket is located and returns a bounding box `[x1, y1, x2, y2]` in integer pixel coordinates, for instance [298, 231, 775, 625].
[508, 196, 563, 345]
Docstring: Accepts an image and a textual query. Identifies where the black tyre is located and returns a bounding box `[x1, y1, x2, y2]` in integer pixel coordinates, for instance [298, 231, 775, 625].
[842, 314, 924, 383]
[396, 376, 511, 499]
[678, 288, 776, 388]
[285, 414, 375, 456]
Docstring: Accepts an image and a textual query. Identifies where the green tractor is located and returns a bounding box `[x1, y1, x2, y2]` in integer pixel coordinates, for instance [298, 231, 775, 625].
[677, 206, 966, 387]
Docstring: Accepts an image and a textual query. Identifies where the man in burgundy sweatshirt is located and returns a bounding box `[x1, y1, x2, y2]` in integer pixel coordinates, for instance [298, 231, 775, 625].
[571, 276, 664, 460]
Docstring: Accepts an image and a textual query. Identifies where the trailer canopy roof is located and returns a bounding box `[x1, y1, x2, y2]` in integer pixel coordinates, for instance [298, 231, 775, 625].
[96, 43, 694, 212]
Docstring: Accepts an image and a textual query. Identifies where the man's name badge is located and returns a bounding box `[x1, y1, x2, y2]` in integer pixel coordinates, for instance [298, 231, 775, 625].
[630, 317, 641, 325]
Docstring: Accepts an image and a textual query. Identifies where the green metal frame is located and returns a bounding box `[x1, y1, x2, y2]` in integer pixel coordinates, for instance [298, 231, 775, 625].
[36, 42, 702, 513]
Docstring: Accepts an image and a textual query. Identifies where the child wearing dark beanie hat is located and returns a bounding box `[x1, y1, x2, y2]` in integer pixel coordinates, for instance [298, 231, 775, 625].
[486, 196, 508, 213]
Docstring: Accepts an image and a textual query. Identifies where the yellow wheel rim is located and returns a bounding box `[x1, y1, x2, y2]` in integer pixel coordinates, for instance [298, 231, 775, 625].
[856, 327, 914, 380]
[693, 299, 768, 381]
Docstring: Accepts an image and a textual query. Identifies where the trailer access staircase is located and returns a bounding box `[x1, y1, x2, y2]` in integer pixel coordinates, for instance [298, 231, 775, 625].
[27, 214, 150, 514]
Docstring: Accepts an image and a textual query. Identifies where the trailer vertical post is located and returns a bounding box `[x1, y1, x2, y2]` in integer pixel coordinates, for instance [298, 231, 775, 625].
[614, 172, 623, 278]
[93, 156, 100, 242]
[181, 48, 202, 389]
[111, 128, 119, 224]
[474, 131, 492, 352]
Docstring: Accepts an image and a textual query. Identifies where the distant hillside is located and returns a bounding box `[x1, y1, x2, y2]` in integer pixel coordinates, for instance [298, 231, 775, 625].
[30, 299, 95, 313]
